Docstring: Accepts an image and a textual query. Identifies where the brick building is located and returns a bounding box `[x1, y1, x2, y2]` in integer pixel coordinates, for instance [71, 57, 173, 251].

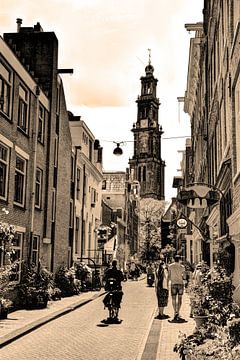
[0, 20, 72, 272]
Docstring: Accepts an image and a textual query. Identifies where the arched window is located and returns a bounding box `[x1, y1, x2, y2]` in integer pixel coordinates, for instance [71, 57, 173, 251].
[143, 166, 146, 181]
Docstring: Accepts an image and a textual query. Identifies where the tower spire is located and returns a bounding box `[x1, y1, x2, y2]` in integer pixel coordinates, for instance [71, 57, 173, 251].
[147, 48, 151, 65]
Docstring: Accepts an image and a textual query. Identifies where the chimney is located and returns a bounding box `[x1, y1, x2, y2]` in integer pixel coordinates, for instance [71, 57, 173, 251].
[16, 18, 22, 32]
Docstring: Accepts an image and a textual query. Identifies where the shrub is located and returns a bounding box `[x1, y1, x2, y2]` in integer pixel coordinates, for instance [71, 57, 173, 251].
[54, 265, 80, 297]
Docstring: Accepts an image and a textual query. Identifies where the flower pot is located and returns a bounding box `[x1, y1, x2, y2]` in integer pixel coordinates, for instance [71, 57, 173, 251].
[25, 291, 49, 310]
[0, 308, 9, 319]
[193, 315, 208, 328]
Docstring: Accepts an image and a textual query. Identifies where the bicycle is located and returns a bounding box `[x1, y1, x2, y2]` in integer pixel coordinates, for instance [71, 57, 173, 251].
[103, 278, 123, 324]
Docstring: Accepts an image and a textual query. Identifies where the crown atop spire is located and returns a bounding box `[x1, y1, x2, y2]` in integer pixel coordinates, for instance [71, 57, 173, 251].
[145, 48, 154, 75]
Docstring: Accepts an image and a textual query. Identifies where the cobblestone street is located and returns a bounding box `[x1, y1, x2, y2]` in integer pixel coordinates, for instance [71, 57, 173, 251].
[0, 278, 158, 359]
[0, 277, 195, 359]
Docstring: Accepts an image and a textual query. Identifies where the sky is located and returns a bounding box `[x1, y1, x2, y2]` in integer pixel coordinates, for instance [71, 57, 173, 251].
[1, 0, 204, 201]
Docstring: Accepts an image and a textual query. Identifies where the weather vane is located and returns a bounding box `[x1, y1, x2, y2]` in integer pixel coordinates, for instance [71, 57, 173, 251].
[147, 48, 151, 65]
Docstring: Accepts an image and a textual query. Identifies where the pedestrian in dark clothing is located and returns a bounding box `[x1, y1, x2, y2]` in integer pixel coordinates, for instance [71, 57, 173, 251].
[155, 259, 169, 319]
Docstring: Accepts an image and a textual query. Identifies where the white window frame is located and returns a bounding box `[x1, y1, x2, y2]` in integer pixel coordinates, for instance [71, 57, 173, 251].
[0, 60, 12, 117]
[0, 142, 10, 200]
[14, 154, 27, 206]
[35, 168, 43, 209]
[17, 84, 29, 134]
[30, 235, 39, 265]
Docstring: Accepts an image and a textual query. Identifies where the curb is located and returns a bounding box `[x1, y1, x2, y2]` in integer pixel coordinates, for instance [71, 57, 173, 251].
[0, 291, 106, 348]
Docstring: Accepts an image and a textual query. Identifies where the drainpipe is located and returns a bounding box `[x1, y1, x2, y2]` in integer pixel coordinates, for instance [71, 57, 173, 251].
[73, 146, 81, 262]
[29, 86, 40, 264]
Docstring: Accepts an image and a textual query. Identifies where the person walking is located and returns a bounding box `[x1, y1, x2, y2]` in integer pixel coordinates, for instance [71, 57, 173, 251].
[155, 258, 169, 319]
[168, 255, 186, 321]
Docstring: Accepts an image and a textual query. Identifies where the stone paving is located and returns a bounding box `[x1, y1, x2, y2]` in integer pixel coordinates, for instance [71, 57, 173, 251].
[0, 277, 195, 359]
[156, 292, 195, 359]
[0, 289, 104, 347]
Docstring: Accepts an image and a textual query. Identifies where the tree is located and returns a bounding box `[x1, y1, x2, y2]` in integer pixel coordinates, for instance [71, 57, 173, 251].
[138, 198, 166, 263]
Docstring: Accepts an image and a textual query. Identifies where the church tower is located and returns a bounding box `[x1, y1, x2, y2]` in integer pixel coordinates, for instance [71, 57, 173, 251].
[129, 55, 165, 200]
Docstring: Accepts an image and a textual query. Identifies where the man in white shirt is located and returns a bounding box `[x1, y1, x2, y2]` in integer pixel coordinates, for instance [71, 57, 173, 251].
[168, 255, 186, 321]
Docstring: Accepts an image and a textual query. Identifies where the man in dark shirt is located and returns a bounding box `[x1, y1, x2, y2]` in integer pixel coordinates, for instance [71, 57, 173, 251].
[104, 260, 124, 290]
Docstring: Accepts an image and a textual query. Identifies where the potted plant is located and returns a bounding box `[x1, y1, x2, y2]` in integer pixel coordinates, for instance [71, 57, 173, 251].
[189, 283, 210, 328]
[17, 261, 52, 309]
[0, 297, 12, 319]
[0, 262, 16, 317]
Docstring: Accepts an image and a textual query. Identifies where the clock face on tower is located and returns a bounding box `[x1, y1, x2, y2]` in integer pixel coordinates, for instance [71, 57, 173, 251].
[140, 119, 148, 128]
[139, 133, 148, 152]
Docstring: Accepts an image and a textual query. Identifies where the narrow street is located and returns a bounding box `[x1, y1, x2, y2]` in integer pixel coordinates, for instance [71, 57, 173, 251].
[0, 279, 158, 360]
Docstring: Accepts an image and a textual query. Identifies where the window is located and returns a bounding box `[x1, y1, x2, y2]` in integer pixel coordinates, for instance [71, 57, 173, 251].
[0, 142, 9, 200]
[8, 232, 23, 281]
[51, 189, 56, 222]
[82, 132, 88, 145]
[18, 85, 29, 133]
[143, 166, 146, 181]
[82, 220, 86, 254]
[76, 168, 81, 199]
[89, 139, 92, 162]
[235, 77, 240, 174]
[91, 188, 96, 206]
[14, 155, 27, 206]
[56, 86, 60, 114]
[102, 180, 106, 190]
[0, 61, 12, 117]
[138, 167, 141, 181]
[35, 168, 43, 208]
[75, 217, 80, 254]
[54, 135, 59, 167]
[30, 235, 39, 265]
[38, 104, 45, 143]
[69, 200, 74, 228]
[71, 155, 75, 182]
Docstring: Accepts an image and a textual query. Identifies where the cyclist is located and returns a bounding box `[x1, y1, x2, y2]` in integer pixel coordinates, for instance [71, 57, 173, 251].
[103, 260, 124, 322]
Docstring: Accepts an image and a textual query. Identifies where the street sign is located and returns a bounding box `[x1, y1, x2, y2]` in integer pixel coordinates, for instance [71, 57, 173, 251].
[177, 184, 220, 208]
[177, 218, 188, 228]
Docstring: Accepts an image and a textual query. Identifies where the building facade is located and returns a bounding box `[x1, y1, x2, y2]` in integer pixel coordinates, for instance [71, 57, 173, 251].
[129, 61, 165, 200]
[179, 1, 240, 292]
[69, 114, 103, 266]
[102, 171, 129, 269]
[0, 21, 72, 272]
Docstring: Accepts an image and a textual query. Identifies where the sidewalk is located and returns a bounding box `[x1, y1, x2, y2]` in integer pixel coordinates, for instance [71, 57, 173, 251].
[0, 289, 105, 348]
[140, 290, 195, 360]
[156, 291, 195, 359]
